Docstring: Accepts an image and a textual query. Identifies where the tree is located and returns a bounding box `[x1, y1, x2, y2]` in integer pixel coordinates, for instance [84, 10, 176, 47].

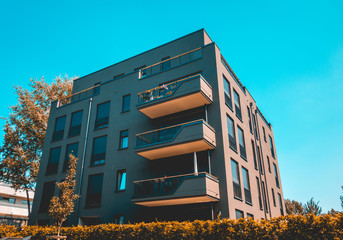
[0, 76, 73, 215]
[341, 186, 343, 210]
[49, 153, 79, 238]
[285, 199, 304, 215]
[303, 197, 322, 215]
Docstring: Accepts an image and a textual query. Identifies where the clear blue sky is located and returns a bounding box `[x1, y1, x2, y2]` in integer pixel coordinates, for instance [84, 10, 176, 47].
[1, 0, 342, 212]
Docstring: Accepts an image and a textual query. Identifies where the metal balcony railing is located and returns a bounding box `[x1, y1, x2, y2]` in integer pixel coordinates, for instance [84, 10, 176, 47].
[57, 85, 100, 108]
[137, 74, 205, 105]
[133, 172, 217, 198]
[139, 48, 202, 79]
[136, 119, 207, 148]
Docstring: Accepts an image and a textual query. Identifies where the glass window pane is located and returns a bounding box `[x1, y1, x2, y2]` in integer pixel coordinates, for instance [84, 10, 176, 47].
[55, 116, 66, 131]
[71, 111, 83, 127]
[118, 171, 126, 191]
[233, 90, 240, 107]
[122, 95, 131, 112]
[93, 136, 107, 155]
[97, 102, 110, 119]
[237, 127, 244, 146]
[242, 168, 250, 190]
[88, 174, 103, 194]
[231, 160, 239, 184]
[49, 147, 61, 164]
[227, 116, 234, 137]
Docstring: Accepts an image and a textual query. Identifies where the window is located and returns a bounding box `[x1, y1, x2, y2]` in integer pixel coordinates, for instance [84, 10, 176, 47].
[273, 163, 280, 188]
[113, 73, 124, 79]
[247, 106, 253, 133]
[278, 193, 284, 215]
[46, 147, 61, 175]
[227, 115, 237, 151]
[231, 159, 242, 199]
[68, 110, 83, 137]
[256, 177, 263, 210]
[263, 126, 267, 142]
[91, 136, 107, 166]
[223, 76, 232, 109]
[261, 181, 268, 213]
[95, 102, 110, 130]
[52, 116, 66, 141]
[161, 56, 171, 71]
[251, 140, 258, 170]
[237, 126, 247, 160]
[114, 215, 124, 224]
[8, 198, 16, 204]
[272, 188, 276, 207]
[267, 156, 271, 173]
[39, 181, 55, 213]
[269, 135, 275, 158]
[233, 89, 242, 121]
[247, 213, 254, 219]
[252, 114, 258, 139]
[93, 82, 101, 95]
[116, 170, 126, 191]
[85, 174, 103, 208]
[122, 95, 131, 113]
[235, 209, 244, 219]
[119, 130, 128, 150]
[63, 142, 79, 172]
[257, 146, 263, 174]
[242, 167, 252, 204]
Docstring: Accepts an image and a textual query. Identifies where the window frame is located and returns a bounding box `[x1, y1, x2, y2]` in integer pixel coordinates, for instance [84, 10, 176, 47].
[63, 142, 79, 172]
[233, 89, 242, 121]
[85, 173, 104, 208]
[231, 159, 242, 200]
[242, 167, 252, 205]
[121, 94, 131, 113]
[116, 169, 127, 192]
[237, 126, 247, 160]
[223, 75, 233, 110]
[94, 101, 110, 130]
[46, 147, 61, 175]
[227, 115, 237, 152]
[68, 110, 83, 138]
[91, 135, 107, 166]
[119, 130, 129, 150]
[52, 115, 66, 142]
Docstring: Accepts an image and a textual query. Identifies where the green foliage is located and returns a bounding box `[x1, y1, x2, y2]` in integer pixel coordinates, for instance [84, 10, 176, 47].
[303, 198, 322, 216]
[0, 213, 342, 240]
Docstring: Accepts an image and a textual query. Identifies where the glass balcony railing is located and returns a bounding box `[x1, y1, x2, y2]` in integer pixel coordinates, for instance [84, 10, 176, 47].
[57, 85, 100, 108]
[139, 48, 202, 79]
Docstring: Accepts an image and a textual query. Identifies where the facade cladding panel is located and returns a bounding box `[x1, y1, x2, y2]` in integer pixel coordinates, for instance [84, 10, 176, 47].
[30, 29, 285, 225]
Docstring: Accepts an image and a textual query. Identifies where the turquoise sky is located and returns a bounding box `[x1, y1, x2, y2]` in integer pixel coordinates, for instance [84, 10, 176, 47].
[1, 0, 342, 212]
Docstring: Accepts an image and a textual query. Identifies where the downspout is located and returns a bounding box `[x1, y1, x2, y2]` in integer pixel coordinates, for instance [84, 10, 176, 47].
[75, 97, 93, 225]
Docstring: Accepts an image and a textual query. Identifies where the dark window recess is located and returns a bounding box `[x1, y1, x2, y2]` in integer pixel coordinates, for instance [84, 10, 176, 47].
[261, 181, 268, 213]
[116, 170, 126, 191]
[63, 142, 79, 172]
[122, 95, 131, 113]
[119, 130, 128, 149]
[134, 65, 146, 72]
[273, 163, 280, 188]
[247, 213, 254, 219]
[39, 181, 55, 213]
[263, 126, 267, 142]
[247, 106, 253, 133]
[114, 215, 124, 224]
[237, 126, 247, 160]
[52, 116, 66, 142]
[91, 136, 107, 166]
[80, 217, 101, 226]
[93, 82, 101, 95]
[242, 167, 252, 204]
[95, 102, 110, 130]
[233, 89, 242, 121]
[256, 177, 263, 210]
[257, 145, 263, 174]
[235, 209, 244, 219]
[161, 56, 171, 71]
[251, 140, 258, 170]
[223, 76, 233, 109]
[46, 147, 61, 175]
[267, 156, 271, 173]
[231, 159, 242, 199]
[113, 73, 125, 79]
[252, 114, 258, 139]
[269, 135, 275, 158]
[227, 115, 237, 151]
[68, 110, 83, 137]
[85, 174, 103, 208]
[272, 188, 276, 207]
[278, 193, 284, 215]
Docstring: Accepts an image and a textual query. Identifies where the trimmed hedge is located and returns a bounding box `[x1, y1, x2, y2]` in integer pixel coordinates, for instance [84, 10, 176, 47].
[1, 213, 342, 240]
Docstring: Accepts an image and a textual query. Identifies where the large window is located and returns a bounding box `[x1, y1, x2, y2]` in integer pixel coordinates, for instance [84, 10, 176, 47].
[233, 89, 242, 121]
[116, 170, 126, 191]
[52, 116, 66, 142]
[119, 130, 128, 150]
[247, 106, 253, 133]
[39, 181, 55, 213]
[251, 140, 258, 170]
[235, 209, 244, 219]
[227, 115, 237, 151]
[256, 177, 263, 210]
[63, 142, 79, 172]
[278, 193, 284, 215]
[46, 147, 61, 175]
[237, 126, 246, 160]
[231, 159, 242, 199]
[273, 163, 280, 188]
[261, 181, 268, 213]
[122, 94, 131, 113]
[242, 167, 252, 204]
[91, 136, 107, 166]
[267, 156, 271, 173]
[252, 114, 258, 139]
[269, 135, 275, 158]
[223, 76, 232, 109]
[263, 126, 267, 142]
[272, 188, 276, 206]
[257, 145, 263, 174]
[85, 174, 103, 208]
[68, 110, 83, 137]
[95, 101, 110, 130]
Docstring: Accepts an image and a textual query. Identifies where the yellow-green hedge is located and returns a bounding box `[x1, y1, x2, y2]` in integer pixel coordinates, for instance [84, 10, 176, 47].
[1, 213, 342, 240]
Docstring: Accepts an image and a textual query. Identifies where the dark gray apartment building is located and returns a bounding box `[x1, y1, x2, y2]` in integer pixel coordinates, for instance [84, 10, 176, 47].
[30, 29, 285, 226]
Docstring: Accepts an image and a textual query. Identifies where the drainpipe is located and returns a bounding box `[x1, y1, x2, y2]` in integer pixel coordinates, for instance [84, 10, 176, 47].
[204, 105, 208, 122]
[75, 98, 93, 225]
[193, 152, 198, 175]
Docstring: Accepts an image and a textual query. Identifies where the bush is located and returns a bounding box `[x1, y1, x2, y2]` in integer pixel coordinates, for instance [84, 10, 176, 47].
[0, 213, 342, 240]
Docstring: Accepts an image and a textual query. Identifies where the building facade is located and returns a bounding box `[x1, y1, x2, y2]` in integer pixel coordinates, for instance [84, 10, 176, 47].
[0, 181, 34, 226]
[30, 29, 285, 226]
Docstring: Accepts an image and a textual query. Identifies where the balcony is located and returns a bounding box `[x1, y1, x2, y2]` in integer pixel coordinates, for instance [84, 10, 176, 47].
[57, 85, 100, 108]
[132, 172, 220, 207]
[135, 120, 216, 160]
[137, 74, 213, 119]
